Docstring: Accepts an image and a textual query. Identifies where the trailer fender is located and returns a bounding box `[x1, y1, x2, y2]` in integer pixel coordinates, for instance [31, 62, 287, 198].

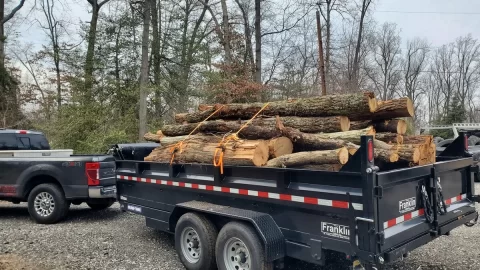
[170, 200, 285, 262]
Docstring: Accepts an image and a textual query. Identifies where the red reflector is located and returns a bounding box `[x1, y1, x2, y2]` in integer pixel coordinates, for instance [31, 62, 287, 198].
[464, 135, 469, 150]
[367, 139, 374, 162]
[85, 162, 100, 186]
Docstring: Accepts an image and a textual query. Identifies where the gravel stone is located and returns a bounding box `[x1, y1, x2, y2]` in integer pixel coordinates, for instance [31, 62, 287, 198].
[0, 183, 479, 270]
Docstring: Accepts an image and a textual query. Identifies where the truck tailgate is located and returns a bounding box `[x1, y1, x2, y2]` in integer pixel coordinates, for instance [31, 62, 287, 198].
[376, 158, 476, 252]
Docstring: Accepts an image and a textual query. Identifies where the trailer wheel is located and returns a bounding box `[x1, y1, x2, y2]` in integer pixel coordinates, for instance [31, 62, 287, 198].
[216, 221, 273, 270]
[175, 213, 218, 270]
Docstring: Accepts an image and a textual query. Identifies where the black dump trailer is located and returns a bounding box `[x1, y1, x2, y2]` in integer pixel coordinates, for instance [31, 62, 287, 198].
[116, 133, 480, 270]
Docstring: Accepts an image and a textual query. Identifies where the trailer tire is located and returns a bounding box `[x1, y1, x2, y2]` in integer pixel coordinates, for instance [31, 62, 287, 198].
[175, 213, 218, 270]
[216, 221, 273, 270]
[27, 184, 69, 224]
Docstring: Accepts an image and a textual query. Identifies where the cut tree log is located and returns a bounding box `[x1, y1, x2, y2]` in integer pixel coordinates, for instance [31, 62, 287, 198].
[403, 135, 433, 145]
[161, 120, 281, 139]
[375, 149, 400, 163]
[145, 139, 269, 166]
[293, 164, 343, 171]
[179, 92, 377, 123]
[174, 113, 188, 123]
[350, 98, 414, 121]
[279, 126, 360, 151]
[312, 127, 375, 145]
[268, 137, 293, 158]
[144, 132, 162, 142]
[165, 116, 350, 136]
[373, 119, 407, 135]
[373, 139, 421, 164]
[265, 148, 349, 168]
[156, 130, 164, 136]
[376, 133, 403, 144]
[350, 120, 372, 130]
[250, 116, 350, 133]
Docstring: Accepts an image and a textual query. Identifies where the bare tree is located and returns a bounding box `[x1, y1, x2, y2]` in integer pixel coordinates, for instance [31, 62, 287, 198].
[365, 22, 401, 101]
[350, 0, 372, 89]
[138, 0, 151, 140]
[402, 38, 429, 119]
[0, 0, 25, 69]
[84, 0, 113, 100]
[38, 0, 63, 108]
[431, 44, 456, 117]
[254, 0, 261, 82]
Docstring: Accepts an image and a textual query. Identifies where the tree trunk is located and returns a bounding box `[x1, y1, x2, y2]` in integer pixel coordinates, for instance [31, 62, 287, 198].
[183, 92, 377, 122]
[267, 137, 293, 158]
[403, 135, 433, 145]
[151, 0, 160, 86]
[167, 116, 349, 135]
[161, 120, 281, 140]
[145, 139, 269, 166]
[54, 51, 61, 108]
[350, 120, 372, 130]
[220, 0, 232, 65]
[279, 126, 359, 151]
[375, 149, 399, 163]
[84, 3, 99, 101]
[374, 140, 422, 164]
[0, 0, 4, 69]
[266, 148, 348, 168]
[254, 0, 261, 83]
[376, 133, 403, 144]
[351, 98, 414, 121]
[351, 0, 371, 88]
[373, 119, 407, 135]
[311, 127, 375, 145]
[144, 132, 162, 142]
[138, 0, 151, 140]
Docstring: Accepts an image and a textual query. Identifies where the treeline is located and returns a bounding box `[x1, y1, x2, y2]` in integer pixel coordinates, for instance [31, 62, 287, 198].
[0, 0, 477, 152]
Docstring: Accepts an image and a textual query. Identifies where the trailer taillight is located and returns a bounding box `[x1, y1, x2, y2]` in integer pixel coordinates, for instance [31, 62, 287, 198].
[367, 139, 374, 162]
[464, 135, 469, 150]
[86, 162, 100, 186]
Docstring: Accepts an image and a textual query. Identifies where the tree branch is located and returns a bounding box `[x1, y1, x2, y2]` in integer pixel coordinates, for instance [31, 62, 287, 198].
[2, 0, 26, 24]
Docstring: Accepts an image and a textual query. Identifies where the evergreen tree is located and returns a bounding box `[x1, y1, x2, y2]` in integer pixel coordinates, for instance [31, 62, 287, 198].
[445, 92, 466, 124]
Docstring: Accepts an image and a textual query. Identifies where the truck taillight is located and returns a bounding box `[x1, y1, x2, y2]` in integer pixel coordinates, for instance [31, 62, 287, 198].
[464, 135, 469, 150]
[86, 162, 100, 186]
[367, 139, 374, 162]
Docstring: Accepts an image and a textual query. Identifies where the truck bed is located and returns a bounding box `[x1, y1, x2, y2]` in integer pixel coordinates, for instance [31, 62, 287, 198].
[116, 134, 478, 267]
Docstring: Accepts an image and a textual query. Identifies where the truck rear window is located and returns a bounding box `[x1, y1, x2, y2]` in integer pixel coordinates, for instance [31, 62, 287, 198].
[0, 133, 17, 150]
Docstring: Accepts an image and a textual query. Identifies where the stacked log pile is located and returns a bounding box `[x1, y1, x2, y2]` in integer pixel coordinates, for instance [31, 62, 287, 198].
[144, 92, 433, 171]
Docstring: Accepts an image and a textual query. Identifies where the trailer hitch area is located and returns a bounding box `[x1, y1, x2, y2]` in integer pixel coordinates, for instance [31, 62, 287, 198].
[465, 211, 479, 227]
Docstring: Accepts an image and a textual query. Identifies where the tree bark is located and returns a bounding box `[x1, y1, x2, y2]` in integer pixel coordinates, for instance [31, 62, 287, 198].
[373, 119, 407, 135]
[403, 135, 433, 145]
[375, 149, 399, 163]
[268, 137, 293, 158]
[376, 133, 403, 144]
[374, 140, 421, 164]
[351, 98, 414, 121]
[167, 116, 349, 135]
[162, 120, 281, 140]
[84, 2, 99, 101]
[351, 0, 371, 88]
[265, 148, 349, 168]
[138, 0, 151, 140]
[312, 127, 375, 145]
[254, 0, 261, 82]
[279, 126, 359, 151]
[151, 0, 161, 86]
[145, 139, 269, 166]
[184, 92, 377, 122]
[350, 120, 372, 130]
[220, 0, 232, 65]
[144, 132, 162, 142]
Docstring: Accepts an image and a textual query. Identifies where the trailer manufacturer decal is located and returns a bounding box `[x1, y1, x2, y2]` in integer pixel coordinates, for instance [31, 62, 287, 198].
[321, 222, 349, 240]
[399, 197, 416, 213]
[127, 204, 142, 213]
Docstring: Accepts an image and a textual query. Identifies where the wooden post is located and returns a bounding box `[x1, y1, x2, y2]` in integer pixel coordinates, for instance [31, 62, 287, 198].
[316, 10, 327, 96]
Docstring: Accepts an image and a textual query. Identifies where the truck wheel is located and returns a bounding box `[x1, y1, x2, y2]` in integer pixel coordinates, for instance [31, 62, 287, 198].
[175, 213, 218, 270]
[87, 200, 115, 210]
[216, 221, 273, 270]
[27, 184, 69, 224]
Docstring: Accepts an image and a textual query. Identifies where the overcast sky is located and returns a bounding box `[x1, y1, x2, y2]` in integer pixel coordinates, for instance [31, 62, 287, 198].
[9, 0, 480, 65]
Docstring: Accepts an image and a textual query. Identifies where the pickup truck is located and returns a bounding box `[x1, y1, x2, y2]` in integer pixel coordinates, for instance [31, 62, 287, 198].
[0, 129, 117, 224]
[116, 133, 479, 270]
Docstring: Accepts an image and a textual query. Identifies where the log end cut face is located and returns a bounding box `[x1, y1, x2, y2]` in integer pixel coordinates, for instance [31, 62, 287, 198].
[339, 116, 351, 131]
[251, 141, 270, 166]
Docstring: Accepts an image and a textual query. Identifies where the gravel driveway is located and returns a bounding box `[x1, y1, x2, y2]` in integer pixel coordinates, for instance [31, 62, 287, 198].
[1, 185, 480, 270]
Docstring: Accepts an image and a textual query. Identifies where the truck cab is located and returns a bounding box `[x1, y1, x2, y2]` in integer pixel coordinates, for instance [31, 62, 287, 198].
[0, 129, 117, 224]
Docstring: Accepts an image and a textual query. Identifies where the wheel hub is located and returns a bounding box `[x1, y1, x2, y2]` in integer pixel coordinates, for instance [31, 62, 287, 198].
[224, 238, 251, 270]
[34, 192, 55, 217]
[180, 227, 202, 263]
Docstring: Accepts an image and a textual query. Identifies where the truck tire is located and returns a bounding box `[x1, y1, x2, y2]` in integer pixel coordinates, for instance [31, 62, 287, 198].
[87, 200, 115, 210]
[175, 213, 218, 270]
[216, 221, 273, 270]
[27, 184, 69, 224]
